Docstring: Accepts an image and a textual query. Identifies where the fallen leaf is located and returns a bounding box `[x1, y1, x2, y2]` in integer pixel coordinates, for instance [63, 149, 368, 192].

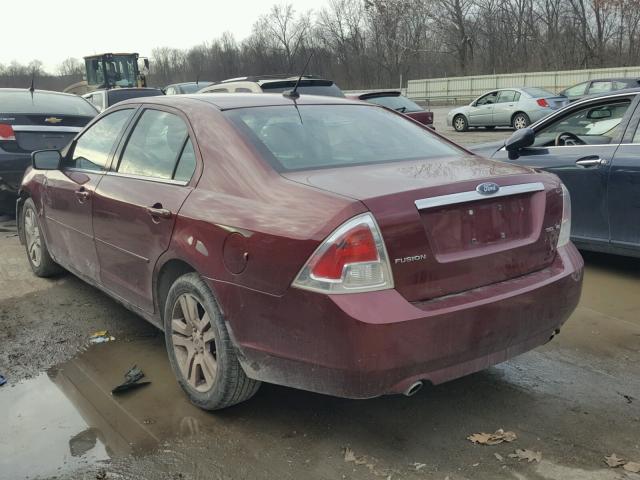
[344, 448, 356, 463]
[494, 453, 504, 462]
[604, 454, 625, 468]
[624, 462, 640, 473]
[509, 449, 542, 463]
[411, 463, 427, 471]
[467, 429, 517, 445]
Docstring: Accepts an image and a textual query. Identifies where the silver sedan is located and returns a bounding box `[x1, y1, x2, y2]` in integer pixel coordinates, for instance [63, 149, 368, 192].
[446, 88, 568, 131]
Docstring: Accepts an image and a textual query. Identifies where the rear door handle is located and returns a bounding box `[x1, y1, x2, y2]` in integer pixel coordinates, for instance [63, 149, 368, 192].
[146, 204, 172, 219]
[576, 156, 606, 167]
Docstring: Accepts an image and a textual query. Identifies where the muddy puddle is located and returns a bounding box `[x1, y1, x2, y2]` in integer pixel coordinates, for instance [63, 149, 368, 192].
[0, 337, 213, 479]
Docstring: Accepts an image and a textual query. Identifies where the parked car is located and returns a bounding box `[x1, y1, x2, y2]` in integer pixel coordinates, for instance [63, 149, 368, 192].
[447, 88, 568, 131]
[472, 88, 640, 258]
[559, 78, 640, 102]
[164, 82, 213, 95]
[83, 87, 164, 112]
[198, 75, 344, 97]
[18, 93, 583, 410]
[0, 88, 97, 214]
[346, 90, 434, 128]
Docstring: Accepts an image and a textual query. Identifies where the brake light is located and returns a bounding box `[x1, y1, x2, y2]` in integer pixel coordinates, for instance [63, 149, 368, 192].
[0, 123, 16, 141]
[557, 184, 572, 247]
[292, 213, 394, 294]
[536, 98, 549, 108]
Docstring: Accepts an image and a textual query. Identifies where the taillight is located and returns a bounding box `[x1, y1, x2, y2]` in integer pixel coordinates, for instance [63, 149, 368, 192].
[292, 213, 394, 294]
[537, 98, 549, 108]
[0, 123, 16, 141]
[557, 184, 572, 247]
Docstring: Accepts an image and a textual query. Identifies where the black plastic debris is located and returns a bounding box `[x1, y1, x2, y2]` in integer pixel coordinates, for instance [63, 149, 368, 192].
[0, 374, 6, 386]
[111, 365, 150, 394]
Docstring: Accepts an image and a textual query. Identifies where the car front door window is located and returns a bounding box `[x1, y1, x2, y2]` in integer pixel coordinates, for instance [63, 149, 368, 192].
[68, 109, 133, 171]
[476, 92, 498, 106]
[534, 100, 631, 146]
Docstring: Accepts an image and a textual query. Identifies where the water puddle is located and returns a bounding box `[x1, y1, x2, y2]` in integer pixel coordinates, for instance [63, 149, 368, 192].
[0, 337, 212, 479]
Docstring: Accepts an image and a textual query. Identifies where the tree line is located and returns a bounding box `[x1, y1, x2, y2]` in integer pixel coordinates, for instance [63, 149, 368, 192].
[2, 0, 640, 92]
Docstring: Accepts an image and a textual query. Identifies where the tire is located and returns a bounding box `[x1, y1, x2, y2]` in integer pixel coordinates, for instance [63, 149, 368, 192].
[453, 114, 469, 132]
[163, 272, 261, 410]
[485, 125, 496, 130]
[512, 112, 531, 130]
[21, 198, 61, 277]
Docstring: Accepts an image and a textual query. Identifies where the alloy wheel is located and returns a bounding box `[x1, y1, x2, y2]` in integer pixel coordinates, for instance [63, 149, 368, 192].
[513, 115, 528, 129]
[171, 293, 218, 392]
[454, 116, 466, 131]
[24, 208, 42, 268]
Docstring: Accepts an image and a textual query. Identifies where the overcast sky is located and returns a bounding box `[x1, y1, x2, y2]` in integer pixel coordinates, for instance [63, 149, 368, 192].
[3, 0, 320, 72]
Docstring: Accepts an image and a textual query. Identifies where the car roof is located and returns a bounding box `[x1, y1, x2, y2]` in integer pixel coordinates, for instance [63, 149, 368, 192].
[0, 88, 81, 99]
[579, 87, 640, 101]
[167, 81, 213, 87]
[588, 77, 640, 82]
[218, 74, 324, 85]
[117, 92, 365, 111]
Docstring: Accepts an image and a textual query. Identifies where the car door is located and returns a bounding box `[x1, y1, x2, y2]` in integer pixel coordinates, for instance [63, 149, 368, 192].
[467, 91, 498, 126]
[607, 101, 640, 251]
[492, 90, 520, 125]
[491, 94, 638, 244]
[92, 106, 199, 313]
[43, 108, 135, 280]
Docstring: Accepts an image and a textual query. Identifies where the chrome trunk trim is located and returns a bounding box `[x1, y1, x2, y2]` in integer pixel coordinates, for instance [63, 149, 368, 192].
[414, 182, 545, 210]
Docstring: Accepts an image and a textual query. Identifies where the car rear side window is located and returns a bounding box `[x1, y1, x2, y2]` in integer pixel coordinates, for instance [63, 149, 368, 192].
[173, 139, 197, 182]
[69, 109, 133, 171]
[226, 104, 462, 171]
[118, 109, 190, 181]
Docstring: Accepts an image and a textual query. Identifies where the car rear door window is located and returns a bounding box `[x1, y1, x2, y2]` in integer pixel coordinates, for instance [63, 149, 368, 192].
[117, 109, 190, 180]
[589, 81, 613, 94]
[69, 109, 133, 171]
[497, 90, 517, 103]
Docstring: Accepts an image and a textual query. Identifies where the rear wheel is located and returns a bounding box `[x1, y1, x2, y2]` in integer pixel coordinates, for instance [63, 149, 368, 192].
[164, 273, 260, 410]
[512, 112, 531, 129]
[453, 115, 469, 132]
[21, 198, 61, 277]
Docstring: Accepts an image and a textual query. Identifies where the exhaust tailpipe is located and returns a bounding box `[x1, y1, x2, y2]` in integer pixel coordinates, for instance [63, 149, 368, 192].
[403, 381, 423, 397]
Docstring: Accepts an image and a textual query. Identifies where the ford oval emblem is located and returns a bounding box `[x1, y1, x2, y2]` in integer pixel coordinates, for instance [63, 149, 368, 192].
[476, 182, 500, 195]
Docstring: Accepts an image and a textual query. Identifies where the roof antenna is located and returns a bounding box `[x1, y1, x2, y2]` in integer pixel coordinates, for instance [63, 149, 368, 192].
[283, 52, 313, 100]
[28, 72, 35, 99]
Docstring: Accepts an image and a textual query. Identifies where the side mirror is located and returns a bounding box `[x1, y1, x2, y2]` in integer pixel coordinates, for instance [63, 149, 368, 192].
[505, 127, 535, 160]
[32, 150, 61, 170]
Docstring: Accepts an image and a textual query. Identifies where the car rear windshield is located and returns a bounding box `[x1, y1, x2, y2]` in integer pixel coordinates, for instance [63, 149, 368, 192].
[364, 94, 423, 113]
[108, 89, 163, 105]
[522, 88, 555, 98]
[0, 90, 97, 116]
[225, 104, 462, 171]
[260, 80, 345, 98]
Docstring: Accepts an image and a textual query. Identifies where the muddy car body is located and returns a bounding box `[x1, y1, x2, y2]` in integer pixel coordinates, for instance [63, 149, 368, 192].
[17, 93, 583, 409]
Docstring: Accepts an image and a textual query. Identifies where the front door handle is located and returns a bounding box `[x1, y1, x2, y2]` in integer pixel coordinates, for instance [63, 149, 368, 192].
[146, 204, 172, 219]
[75, 187, 90, 203]
[576, 156, 605, 167]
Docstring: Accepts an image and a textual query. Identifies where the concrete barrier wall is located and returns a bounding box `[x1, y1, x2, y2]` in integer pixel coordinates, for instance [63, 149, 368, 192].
[406, 66, 640, 103]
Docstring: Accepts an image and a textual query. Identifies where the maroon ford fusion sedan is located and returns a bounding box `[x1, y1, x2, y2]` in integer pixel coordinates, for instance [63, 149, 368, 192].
[17, 93, 583, 410]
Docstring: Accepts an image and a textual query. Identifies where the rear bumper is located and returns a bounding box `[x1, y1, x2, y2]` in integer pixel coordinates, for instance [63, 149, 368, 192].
[209, 244, 583, 399]
[0, 152, 30, 214]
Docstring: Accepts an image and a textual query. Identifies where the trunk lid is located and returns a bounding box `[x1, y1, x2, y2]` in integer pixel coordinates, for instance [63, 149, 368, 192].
[406, 110, 434, 126]
[1, 114, 90, 152]
[544, 96, 569, 110]
[284, 156, 563, 302]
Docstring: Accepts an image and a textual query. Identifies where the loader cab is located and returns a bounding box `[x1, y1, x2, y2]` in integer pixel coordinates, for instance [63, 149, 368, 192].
[84, 53, 149, 90]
